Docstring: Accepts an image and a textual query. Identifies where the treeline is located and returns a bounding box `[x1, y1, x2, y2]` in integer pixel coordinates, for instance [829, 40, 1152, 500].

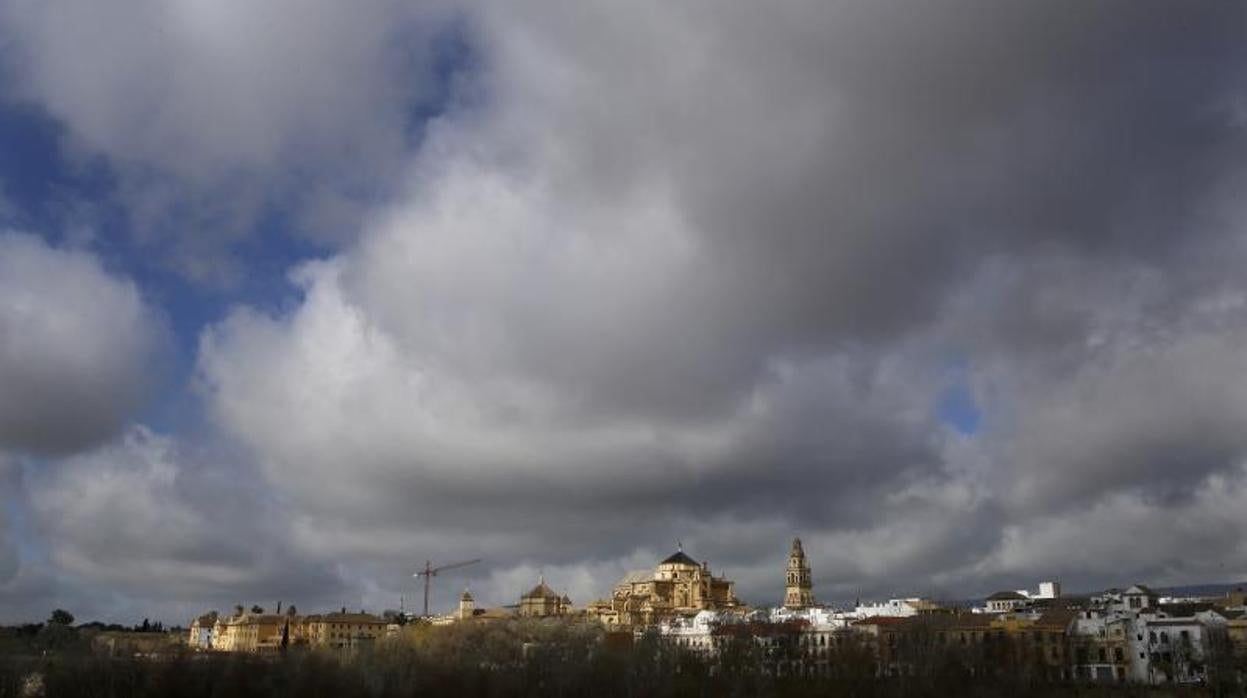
[0, 618, 1239, 698]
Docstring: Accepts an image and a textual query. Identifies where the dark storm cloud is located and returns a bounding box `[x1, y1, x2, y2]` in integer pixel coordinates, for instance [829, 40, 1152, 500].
[477, 1, 1247, 350]
[0, 458, 16, 586]
[7, 1, 1247, 619]
[186, 0, 1247, 609]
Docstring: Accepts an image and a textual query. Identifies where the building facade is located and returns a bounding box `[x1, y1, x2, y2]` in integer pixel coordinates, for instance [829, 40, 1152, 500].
[188, 612, 218, 649]
[298, 612, 387, 649]
[212, 612, 284, 653]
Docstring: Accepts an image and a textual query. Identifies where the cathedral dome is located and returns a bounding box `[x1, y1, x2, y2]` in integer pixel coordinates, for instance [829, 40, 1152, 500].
[523, 579, 559, 599]
[661, 550, 699, 566]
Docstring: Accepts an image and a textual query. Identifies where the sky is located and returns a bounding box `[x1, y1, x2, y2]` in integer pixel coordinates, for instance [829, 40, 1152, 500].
[3, 1, 1247, 625]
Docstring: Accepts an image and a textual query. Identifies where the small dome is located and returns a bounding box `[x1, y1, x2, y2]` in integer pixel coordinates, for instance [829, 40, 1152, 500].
[524, 580, 559, 599]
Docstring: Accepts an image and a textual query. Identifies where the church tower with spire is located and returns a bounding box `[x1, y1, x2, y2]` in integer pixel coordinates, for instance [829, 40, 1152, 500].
[784, 537, 815, 609]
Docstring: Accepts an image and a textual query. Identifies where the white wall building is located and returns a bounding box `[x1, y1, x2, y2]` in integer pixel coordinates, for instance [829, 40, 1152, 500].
[1033, 581, 1062, 599]
[656, 610, 726, 658]
[1127, 609, 1227, 684]
[852, 598, 926, 618]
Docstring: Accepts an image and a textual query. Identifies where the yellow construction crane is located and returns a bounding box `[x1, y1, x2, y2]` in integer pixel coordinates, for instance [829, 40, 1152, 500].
[413, 558, 481, 617]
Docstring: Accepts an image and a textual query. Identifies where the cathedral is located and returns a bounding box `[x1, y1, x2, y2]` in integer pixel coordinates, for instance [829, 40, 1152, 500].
[592, 546, 740, 627]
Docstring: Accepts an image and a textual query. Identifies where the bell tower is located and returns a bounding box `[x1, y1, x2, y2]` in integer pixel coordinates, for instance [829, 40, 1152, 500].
[458, 587, 475, 620]
[784, 537, 814, 609]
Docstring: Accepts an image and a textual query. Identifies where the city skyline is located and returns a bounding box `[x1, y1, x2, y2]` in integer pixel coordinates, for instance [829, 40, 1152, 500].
[4, 1, 1247, 626]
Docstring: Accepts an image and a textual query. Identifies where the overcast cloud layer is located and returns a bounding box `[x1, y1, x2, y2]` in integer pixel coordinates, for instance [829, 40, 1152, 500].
[4, 1, 1247, 623]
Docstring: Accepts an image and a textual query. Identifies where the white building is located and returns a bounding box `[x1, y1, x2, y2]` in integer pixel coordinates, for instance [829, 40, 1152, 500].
[1032, 581, 1062, 599]
[770, 605, 850, 627]
[984, 591, 1028, 613]
[656, 610, 727, 658]
[852, 598, 928, 618]
[1115, 585, 1159, 613]
[1127, 608, 1227, 684]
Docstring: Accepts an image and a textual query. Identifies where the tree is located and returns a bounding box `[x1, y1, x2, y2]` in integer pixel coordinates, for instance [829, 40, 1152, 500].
[251, 605, 264, 614]
[286, 605, 298, 617]
[48, 609, 74, 626]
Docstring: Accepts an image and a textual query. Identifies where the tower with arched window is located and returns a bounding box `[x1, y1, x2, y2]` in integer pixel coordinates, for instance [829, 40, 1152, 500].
[784, 537, 815, 609]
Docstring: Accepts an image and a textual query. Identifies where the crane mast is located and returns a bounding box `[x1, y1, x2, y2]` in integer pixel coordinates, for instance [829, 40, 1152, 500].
[413, 558, 481, 617]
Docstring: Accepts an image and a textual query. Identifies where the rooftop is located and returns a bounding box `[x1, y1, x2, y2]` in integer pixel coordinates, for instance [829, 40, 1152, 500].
[661, 550, 700, 566]
[523, 579, 560, 600]
[986, 591, 1028, 601]
[618, 570, 652, 585]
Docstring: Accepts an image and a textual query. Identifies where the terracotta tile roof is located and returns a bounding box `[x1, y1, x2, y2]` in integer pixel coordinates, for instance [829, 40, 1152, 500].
[618, 570, 651, 585]
[852, 616, 911, 627]
[1033, 609, 1077, 630]
[1158, 602, 1218, 618]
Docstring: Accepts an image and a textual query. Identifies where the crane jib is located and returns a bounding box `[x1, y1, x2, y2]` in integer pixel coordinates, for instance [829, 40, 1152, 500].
[413, 558, 482, 616]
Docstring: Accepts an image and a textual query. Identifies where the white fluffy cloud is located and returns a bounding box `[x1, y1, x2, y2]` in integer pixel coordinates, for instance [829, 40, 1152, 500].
[0, 233, 164, 454]
[0, 1, 454, 281]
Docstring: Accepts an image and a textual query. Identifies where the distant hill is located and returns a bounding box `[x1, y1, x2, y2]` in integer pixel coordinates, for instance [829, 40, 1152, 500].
[1153, 580, 1247, 599]
[944, 580, 1247, 608]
